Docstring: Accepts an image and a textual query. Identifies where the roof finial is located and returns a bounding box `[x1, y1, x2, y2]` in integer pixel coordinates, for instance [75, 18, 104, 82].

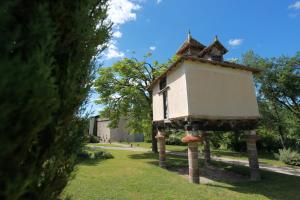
[187, 29, 191, 41]
[214, 35, 218, 42]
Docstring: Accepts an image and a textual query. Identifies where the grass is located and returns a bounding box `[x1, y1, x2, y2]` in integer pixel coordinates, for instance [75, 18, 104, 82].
[63, 149, 300, 200]
[129, 142, 188, 152]
[87, 143, 124, 148]
[128, 142, 298, 168]
[211, 150, 293, 168]
[88, 142, 299, 168]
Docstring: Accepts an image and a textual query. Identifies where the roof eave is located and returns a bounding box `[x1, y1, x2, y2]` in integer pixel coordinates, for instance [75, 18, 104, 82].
[148, 56, 262, 90]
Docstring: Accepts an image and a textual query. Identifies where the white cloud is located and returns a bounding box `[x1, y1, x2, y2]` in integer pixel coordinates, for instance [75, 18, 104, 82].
[289, 1, 300, 10]
[228, 38, 243, 47]
[227, 57, 239, 63]
[289, 12, 299, 18]
[102, 0, 143, 60]
[103, 40, 125, 60]
[108, 0, 141, 26]
[149, 46, 156, 51]
[112, 30, 122, 38]
[156, 0, 162, 4]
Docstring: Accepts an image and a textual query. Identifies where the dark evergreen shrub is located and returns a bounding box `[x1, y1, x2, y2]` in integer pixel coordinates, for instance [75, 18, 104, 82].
[78, 149, 113, 160]
[0, 0, 111, 199]
[89, 135, 100, 143]
[94, 151, 113, 159]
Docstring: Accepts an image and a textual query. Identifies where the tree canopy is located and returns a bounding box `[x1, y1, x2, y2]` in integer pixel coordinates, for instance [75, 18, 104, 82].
[95, 54, 175, 152]
[242, 51, 300, 150]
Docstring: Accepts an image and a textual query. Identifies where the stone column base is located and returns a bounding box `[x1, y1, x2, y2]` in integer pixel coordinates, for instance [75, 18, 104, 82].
[245, 131, 261, 181]
[156, 131, 166, 168]
[182, 133, 202, 184]
[188, 142, 200, 184]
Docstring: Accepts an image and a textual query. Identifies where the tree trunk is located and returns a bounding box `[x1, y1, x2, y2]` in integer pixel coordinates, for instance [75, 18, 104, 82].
[152, 123, 158, 153]
[149, 91, 158, 153]
[203, 132, 211, 164]
[277, 124, 286, 149]
[272, 100, 286, 149]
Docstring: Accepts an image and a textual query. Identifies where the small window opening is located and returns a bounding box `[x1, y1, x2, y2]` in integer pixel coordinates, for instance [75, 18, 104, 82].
[159, 77, 168, 119]
[159, 77, 167, 90]
[211, 55, 223, 62]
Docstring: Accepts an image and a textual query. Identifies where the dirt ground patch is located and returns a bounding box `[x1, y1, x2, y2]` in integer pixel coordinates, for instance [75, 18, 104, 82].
[169, 165, 249, 184]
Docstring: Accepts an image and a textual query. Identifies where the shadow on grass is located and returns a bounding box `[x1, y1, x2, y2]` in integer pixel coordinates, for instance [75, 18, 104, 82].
[212, 150, 246, 157]
[129, 151, 300, 200]
[206, 169, 300, 200]
[76, 157, 112, 166]
[211, 150, 278, 161]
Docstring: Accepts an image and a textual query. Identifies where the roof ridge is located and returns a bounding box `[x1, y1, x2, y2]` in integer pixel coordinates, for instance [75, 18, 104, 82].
[176, 35, 206, 56]
[198, 38, 228, 57]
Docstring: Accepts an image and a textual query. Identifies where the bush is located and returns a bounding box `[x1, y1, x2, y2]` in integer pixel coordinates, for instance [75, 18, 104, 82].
[78, 149, 113, 160]
[89, 135, 100, 143]
[77, 151, 93, 159]
[166, 131, 186, 146]
[275, 148, 300, 166]
[0, 0, 111, 198]
[94, 151, 114, 159]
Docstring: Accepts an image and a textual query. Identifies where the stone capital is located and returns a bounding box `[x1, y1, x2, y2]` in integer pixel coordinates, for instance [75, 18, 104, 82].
[182, 135, 202, 143]
[242, 130, 261, 142]
[155, 130, 167, 139]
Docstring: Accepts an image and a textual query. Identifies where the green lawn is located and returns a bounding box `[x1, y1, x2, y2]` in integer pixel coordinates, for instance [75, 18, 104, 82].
[87, 143, 124, 148]
[88, 142, 298, 168]
[128, 142, 298, 168]
[63, 149, 300, 200]
[129, 142, 188, 152]
[211, 150, 294, 168]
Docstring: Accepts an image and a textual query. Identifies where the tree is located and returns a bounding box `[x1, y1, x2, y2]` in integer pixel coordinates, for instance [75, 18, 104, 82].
[0, 0, 110, 199]
[242, 51, 300, 149]
[95, 54, 175, 153]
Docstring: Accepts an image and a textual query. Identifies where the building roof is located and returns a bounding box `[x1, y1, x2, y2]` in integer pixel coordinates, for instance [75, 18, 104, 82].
[148, 55, 262, 89]
[176, 33, 206, 56]
[149, 34, 261, 90]
[198, 36, 228, 57]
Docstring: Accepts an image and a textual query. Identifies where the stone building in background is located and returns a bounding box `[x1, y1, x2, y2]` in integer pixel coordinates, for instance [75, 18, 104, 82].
[89, 116, 144, 143]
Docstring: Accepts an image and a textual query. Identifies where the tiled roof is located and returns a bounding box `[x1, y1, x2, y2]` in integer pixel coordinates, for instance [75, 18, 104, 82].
[148, 56, 261, 89]
[176, 35, 206, 56]
[198, 38, 228, 57]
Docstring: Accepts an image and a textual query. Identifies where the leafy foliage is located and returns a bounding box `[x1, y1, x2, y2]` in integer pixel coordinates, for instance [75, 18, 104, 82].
[95, 54, 177, 152]
[0, 0, 110, 199]
[89, 135, 101, 143]
[275, 148, 300, 166]
[242, 51, 300, 151]
[166, 131, 186, 146]
[77, 148, 113, 160]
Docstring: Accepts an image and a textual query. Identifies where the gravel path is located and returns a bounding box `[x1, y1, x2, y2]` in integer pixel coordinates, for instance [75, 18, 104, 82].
[90, 144, 300, 177]
[167, 151, 300, 177]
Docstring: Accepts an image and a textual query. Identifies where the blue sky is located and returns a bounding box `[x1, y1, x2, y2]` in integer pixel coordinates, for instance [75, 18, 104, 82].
[88, 0, 300, 115]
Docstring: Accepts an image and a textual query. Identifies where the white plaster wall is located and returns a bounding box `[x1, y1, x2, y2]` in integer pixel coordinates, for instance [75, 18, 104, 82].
[96, 119, 111, 142]
[167, 64, 189, 119]
[152, 63, 189, 121]
[97, 118, 144, 142]
[184, 60, 260, 119]
[109, 118, 128, 142]
[152, 83, 164, 121]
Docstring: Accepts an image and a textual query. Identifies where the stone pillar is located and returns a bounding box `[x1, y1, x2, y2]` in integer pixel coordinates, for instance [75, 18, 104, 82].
[182, 124, 202, 184]
[246, 130, 261, 181]
[188, 142, 199, 183]
[156, 130, 166, 168]
[203, 131, 211, 165]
